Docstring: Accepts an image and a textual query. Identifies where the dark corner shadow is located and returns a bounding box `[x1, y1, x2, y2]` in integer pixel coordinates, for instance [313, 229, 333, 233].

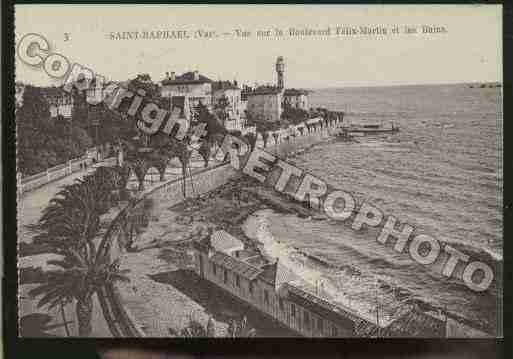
[19, 313, 71, 337]
[148, 269, 298, 337]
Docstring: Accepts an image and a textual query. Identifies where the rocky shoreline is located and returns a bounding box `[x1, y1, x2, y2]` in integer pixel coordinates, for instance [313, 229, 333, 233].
[117, 136, 493, 337]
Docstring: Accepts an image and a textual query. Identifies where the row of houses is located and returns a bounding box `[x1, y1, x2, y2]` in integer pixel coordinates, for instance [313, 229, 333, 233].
[160, 56, 309, 128]
[161, 71, 244, 130]
[17, 56, 310, 133]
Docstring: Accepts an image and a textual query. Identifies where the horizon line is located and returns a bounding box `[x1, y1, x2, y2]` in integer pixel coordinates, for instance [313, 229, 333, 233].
[16, 79, 502, 90]
[305, 80, 502, 90]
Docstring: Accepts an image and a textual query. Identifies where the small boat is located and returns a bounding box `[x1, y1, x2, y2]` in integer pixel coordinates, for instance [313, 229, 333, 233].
[342, 122, 400, 136]
[333, 127, 358, 142]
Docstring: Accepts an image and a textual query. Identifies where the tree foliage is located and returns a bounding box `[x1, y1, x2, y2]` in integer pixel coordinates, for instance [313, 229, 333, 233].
[30, 166, 129, 250]
[168, 315, 256, 338]
[28, 246, 129, 336]
[281, 105, 309, 125]
[28, 165, 132, 336]
[213, 95, 230, 125]
[17, 86, 94, 176]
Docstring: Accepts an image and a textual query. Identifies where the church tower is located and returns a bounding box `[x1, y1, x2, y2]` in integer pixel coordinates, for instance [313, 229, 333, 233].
[276, 56, 285, 89]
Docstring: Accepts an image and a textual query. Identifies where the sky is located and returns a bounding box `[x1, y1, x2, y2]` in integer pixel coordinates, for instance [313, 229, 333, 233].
[15, 5, 502, 88]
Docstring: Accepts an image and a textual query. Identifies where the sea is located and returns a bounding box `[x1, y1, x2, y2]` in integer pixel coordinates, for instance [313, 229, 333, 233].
[255, 84, 502, 334]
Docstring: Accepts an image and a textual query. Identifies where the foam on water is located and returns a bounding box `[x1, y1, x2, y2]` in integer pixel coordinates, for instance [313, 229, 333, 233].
[243, 209, 410, 326]
[269, 84, 502, 332]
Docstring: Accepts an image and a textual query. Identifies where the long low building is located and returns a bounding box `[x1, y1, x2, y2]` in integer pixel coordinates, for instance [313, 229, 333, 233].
[191, 230, 492, 337]
[191, 230, 442, 337]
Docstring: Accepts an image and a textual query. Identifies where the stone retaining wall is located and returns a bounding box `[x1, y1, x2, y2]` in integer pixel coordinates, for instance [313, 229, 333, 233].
[110, 127, 334, 336]
[144, 162, 239, 213]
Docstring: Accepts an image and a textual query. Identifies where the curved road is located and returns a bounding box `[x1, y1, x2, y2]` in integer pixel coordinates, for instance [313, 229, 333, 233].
[18, 153, 220, 337]
[18, 163, 115, 337]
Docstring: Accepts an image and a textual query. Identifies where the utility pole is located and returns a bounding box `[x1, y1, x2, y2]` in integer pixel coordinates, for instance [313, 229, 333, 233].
[375, 279, 380, 338]
[69, 115, 73, 154]
[69, 113, 73, 173]
[60, 300, 71, 336]
[443, 305, 448, 338]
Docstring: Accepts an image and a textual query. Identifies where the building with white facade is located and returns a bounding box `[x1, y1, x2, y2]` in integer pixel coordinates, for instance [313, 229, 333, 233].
[192, 230, 376, 337]
[244, 86, 284, 122]
[161, 71, 213, 120]
[212, 80, 243, 131]
[39, 87, 74, 119]
[243, 57, 310, 123]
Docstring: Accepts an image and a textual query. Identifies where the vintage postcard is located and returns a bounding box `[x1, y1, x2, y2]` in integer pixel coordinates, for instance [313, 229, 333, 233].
[15, 4, 502, 338]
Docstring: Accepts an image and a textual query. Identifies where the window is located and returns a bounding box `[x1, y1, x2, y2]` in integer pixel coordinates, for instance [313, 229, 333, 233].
[279, 298, 284, 311]
[317, 318, 323, 332]
[303, 311, 310, 329]
[331, 325, 338, 337]
[291, 303, 296, 318]
[223, 269, 228, 284]
[235, 274, 240, 288]
[212, 263, 217, 275]
[264, 290, 269, 306]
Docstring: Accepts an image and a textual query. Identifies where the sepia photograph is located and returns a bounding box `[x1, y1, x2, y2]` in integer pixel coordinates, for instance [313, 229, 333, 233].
[14, 4, 502, 339]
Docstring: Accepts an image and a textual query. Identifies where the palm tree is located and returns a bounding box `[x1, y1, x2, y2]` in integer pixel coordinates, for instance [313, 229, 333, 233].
[28, 248, 129, 336]
[272, 131, 279, 145]
[169, 316, 216, 337]
[31, 166, 129, 249]
[28, 165, 131, 336]
[168, 315, 256, 338]
[226, 316, 257, 338]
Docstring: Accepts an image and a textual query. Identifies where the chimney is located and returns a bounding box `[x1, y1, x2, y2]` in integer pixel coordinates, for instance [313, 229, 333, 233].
[193, 70, 199, 81]
[170, 71, 176, 80]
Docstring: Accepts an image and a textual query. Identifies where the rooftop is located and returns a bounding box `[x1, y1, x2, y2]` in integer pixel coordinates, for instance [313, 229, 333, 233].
[210, 251, 263, 281]
[243, 85, 283, 96]
[282, 282, 367, 326]
[196, 230, 410, 331]
[212, 80, 240, 91]
[211, 230, 244, 255]
[161, 71, 213, 85]
[353, 307, 446, 337]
